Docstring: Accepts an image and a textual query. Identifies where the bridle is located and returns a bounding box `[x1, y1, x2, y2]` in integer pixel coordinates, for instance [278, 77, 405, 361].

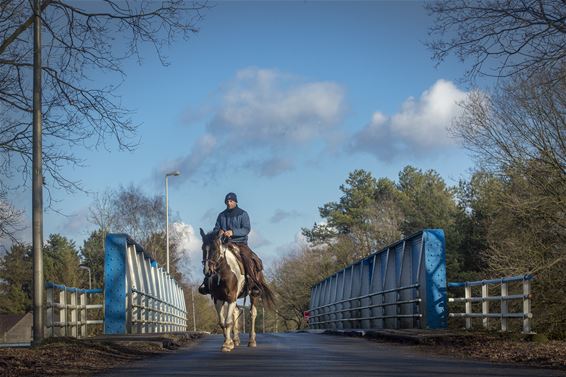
[202, 235, 225, 275]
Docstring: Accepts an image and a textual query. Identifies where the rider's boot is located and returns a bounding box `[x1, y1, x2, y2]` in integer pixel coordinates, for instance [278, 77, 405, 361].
[198, 275, 210, 295]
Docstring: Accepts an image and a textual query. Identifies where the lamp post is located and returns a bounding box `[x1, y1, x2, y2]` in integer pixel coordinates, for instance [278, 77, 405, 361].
[165, 171, 180, 274]
[32, 0, 44, 344]
[79, 265, 92, 290]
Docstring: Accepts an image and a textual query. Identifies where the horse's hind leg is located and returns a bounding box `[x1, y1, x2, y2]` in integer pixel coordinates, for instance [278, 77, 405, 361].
[248, 296, 258, 347]
[232, 305, 241, 346]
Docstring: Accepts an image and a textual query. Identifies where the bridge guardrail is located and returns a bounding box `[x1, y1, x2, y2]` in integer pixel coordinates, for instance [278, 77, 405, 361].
[104, 233, 187, 334]
[448, 275, 534, 333]
[309, 229, 447, 330]
[46, 282, 103, 338]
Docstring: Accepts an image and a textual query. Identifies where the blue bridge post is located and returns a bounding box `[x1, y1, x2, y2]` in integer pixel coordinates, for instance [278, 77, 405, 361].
[104, 233, 129, 334]
[422, 229, 447, 329]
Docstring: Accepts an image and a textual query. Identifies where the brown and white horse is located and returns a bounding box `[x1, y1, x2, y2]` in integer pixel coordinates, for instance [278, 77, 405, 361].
[200, 228, 274, 352]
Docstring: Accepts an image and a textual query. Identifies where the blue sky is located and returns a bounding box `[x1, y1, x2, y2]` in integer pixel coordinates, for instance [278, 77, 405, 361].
[7, 1, 482, 281]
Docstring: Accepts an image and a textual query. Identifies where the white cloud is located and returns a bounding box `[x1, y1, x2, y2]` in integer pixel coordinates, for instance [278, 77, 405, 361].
[166, 67, 346, 180]
[350, 79, 469, 160]
[248, 228, 270, 249]
[199, 208, 218, 228]
[246, 157, 294, 177]
[270, 209, 302, 224]
[170, 222, 203, 283]
[273, 230, 309, 255]
[154, 133, 218, 183]
[258, 231, 309, 272]
[56, 207, 95, 243]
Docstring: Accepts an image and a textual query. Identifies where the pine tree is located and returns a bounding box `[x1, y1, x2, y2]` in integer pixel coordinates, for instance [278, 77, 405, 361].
[44, 234, 81, 287]
[0, 243, 33, 313]
[80, 230, 105, 289]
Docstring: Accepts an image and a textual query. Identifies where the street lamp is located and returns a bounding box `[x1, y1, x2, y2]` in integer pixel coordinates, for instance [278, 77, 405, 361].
[79, 264, 92, 290]
[165, 170, 180, 274]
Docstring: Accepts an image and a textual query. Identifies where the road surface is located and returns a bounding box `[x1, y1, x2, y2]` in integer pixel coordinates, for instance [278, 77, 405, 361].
[99, 332, 566, 377]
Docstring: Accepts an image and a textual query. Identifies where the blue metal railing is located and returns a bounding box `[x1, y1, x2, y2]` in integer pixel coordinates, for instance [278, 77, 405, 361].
[46, 281, 103, 294]
[308, 229, 447, 330]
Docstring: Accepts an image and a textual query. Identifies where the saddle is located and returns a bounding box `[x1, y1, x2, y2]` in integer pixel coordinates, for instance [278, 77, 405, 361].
[226, 242, 264, 294]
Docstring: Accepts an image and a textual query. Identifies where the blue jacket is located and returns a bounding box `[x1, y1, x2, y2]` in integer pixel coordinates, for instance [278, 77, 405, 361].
[212, 206, 250, 244]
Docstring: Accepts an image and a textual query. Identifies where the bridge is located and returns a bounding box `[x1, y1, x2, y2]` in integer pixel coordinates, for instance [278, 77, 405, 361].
[307, 229, 533, 334]
[37, 230, 550, 375]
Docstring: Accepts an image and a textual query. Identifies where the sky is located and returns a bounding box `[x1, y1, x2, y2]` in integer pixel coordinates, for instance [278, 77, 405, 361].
[6, 1, 482, 283]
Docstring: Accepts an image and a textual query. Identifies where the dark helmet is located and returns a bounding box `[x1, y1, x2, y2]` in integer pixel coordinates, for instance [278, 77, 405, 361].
[224, 192, 238, 204]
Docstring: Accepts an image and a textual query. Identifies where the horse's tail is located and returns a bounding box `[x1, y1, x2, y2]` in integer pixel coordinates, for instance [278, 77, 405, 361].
[257, 272, 276, 311]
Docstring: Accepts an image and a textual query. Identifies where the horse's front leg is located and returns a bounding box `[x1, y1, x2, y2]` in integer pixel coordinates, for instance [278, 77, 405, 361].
[248, 297, 258, 347]
[232, 305, 240, 346]
[215, 301, 232, 352]
[220, 301, 237, 352]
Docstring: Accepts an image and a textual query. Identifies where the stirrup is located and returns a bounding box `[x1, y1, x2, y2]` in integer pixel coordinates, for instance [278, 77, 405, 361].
[198, 282, 209, 295]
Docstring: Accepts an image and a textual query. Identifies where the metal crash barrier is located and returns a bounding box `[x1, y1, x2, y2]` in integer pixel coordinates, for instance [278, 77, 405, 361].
[104, 233, 187, 334]
[448, 275, 534, 333]
[46, 282, 103, 338]
[309, 229, 447, 330]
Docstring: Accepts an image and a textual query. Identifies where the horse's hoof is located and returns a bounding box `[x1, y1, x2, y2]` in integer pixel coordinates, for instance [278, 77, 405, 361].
[221, 340, 234, 352]
[234, 339, 240, 346]
[248, 341, 257, 348]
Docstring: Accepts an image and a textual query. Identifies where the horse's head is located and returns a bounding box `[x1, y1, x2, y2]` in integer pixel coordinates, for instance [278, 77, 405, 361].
[200, 228, 225, 275]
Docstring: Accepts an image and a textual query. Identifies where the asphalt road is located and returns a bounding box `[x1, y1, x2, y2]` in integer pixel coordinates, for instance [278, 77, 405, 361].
[99, 332, 566, 377]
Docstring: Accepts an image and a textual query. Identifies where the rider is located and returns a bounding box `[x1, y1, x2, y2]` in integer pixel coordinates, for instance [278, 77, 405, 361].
[198, 192, 262, 295]
[213, 192, 250, 245]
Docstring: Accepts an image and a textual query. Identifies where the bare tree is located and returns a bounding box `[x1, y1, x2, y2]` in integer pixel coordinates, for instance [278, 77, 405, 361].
[0, 0, 207, 198]
[0, 188, 24, 244]
[111, 184, 166, 242]
[426, 0, 566, 83]
[88, 184, 166, 243]
[453, 68, 566, 264]
[270, 246, 333, 330]
[88, 189, 117, 234]
[453, 68, 566, 196]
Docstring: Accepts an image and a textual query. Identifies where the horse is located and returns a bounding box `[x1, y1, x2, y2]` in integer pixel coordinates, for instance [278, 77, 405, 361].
[200, 228, 275, 352]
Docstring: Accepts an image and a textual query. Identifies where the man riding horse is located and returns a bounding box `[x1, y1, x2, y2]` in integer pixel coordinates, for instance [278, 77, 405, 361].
[198, 192, 263, 296]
